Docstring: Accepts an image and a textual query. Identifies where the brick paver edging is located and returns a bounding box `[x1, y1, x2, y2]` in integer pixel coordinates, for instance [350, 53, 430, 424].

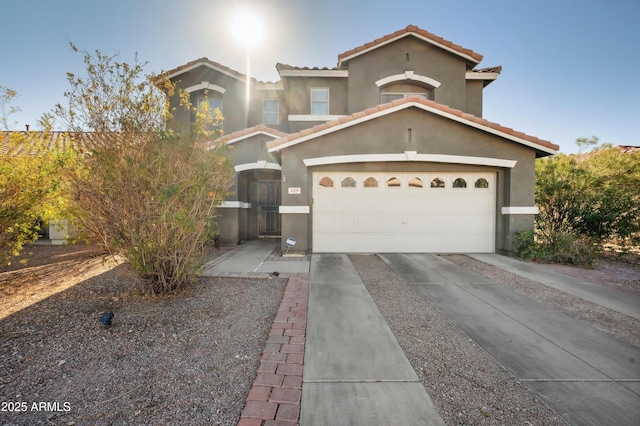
[238, 273, 309, 426]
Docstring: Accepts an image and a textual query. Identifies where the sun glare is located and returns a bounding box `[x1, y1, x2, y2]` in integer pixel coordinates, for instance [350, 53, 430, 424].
[231, 7, 264, 49]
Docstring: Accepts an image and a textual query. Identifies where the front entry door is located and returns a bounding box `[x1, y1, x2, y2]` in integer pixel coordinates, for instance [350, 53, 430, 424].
[258, 181, 281, 237]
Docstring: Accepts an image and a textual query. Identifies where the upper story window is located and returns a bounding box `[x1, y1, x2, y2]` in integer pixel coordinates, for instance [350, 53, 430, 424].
[197, 97, 223, 130]
[311, 88, 329, 115]
[262, 100, 279, 124]
[381, 92, 432, 104]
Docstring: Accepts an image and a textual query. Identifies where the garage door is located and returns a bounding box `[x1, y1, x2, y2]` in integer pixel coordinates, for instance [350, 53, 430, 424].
[313, 172, 495, 253]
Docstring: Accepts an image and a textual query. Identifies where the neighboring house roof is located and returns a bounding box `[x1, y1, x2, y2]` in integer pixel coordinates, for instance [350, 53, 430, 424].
[617, 145, 640, 153]
[338, 25, 484, 68]
[0, 131, 104, 156]
[267, 96, 559, 156]
[216, 124, 288, 145]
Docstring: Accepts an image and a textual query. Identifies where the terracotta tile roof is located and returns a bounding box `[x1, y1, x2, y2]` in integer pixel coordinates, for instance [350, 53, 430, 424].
[267, 96, 559, 155]
[617, 145, 640, 153]
[162, 57, 258, 83]
[471, 65, 503, 74]
[0, 131, 109, 156]
[338, 25, 483, 67]
[275, 63, 341, 72]
[216, 124, 289, 145]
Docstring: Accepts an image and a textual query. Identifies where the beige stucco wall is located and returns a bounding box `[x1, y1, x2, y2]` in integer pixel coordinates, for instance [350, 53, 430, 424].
[277, 107, 537, 253]
[346, 37, 470, 113]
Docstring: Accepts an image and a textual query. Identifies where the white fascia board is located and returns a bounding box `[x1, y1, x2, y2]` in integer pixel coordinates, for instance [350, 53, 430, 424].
[234, 161, 282, 172]
[272, 101, 557, 156]
[466, 71, 500, 81]
[226, 131, 283, 144]
[375, 71, 441, 88]
[501, 206, 539, 215]
[218, 201, 251, 209]
[288, 115, 347, 122]
[279, 69, 348, 78]
[339, 33, 481, 66]
[279, 205, 310, 214]
[166, 62, 247, 82]
[185, 82, 226, 94]
[303, 152, 517, 168]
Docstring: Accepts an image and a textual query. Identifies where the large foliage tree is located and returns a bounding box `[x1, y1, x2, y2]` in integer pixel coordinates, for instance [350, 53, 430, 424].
[50, 47, 234, 293]
[532, 137, 639, 261]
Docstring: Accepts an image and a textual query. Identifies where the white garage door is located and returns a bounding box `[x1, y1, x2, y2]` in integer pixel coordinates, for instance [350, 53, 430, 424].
[313, 172, 495, 253]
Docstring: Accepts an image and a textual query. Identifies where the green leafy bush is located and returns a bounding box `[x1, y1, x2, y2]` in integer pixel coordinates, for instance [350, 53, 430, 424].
[518, 137, 638, 267]
[514, 230, 600, 267]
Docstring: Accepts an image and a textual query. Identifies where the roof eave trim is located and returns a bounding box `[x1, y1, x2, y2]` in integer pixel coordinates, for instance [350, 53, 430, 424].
[339, 32, 481, 67]
[166, 61, 247, 83]
[465, 72, 500, 81]
[225, 131, 284, 145]
[303, 152, 517, 168]
[278, 69, 348, 77]
[268, 101, 558, 155]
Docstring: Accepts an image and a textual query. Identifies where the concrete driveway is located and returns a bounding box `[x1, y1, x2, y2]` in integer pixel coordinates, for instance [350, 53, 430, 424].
[301, 254, 445, 425]
[380, 253, 640, 426]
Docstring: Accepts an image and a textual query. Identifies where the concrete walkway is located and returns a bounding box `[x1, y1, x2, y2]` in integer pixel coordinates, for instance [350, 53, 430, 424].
[470, 253, 640, 320]
[381, 253, 640, 426]
[201, 239, 310, 276]
[301, 253, 445, 425]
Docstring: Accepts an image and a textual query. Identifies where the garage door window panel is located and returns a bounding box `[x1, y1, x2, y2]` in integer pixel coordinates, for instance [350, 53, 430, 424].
[409, 177, 423, 188]
[431, 177, 445, 188]
[387, 177, 401, 187]
[453, 178, 467, 188]
[364, 177, 379, 188]
[475, 178, 489, 188]
[319, 177, 334, 188]
[342, 177, 356, 188]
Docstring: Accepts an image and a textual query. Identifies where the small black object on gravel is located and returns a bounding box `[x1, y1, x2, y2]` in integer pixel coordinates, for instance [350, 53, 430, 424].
[99, 312, 114, 327]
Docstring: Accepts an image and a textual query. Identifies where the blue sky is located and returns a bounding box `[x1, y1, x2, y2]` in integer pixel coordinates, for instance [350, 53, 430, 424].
[2, 0, 638, 153]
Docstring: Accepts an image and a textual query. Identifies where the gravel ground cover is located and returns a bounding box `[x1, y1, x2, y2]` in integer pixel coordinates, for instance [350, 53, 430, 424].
[351, 253, 640, 425]
[350, 254, 570, 426]
[0, 245, 286, 426]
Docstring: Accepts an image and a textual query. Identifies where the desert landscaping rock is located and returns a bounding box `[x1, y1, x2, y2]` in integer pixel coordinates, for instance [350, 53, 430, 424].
[1, 245, 285, 425]
[350, 254, 570, 426]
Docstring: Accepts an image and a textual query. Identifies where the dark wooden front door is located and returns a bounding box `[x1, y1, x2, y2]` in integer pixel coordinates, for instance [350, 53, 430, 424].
[258, 181, 281, 237]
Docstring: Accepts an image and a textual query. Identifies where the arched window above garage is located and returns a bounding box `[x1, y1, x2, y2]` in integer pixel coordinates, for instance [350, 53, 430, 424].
[453, 178, 467, 188]
[475, 178, 489, 189]
[364, 177, 378, 188]
[319, 177, 334, 187]
[430, 177, 445, 188]
[409, 177, 423, 188]
[386, 177, 401, 187]
[342, 177, 356, 188]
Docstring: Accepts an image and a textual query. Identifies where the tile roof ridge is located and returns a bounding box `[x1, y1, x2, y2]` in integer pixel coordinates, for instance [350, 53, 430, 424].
[338, 24, 483, 65]
[217, 124, 289, 144]
[268, 96, 558, 152]
[162, 57, 259, 83]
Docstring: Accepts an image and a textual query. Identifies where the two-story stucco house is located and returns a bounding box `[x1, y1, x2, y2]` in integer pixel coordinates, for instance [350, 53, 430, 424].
[163, 25, 559, 254]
